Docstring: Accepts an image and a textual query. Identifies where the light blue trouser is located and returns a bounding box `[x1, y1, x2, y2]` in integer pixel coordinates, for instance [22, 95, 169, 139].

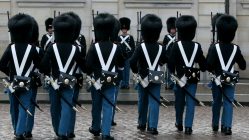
[120, 59, 130, 87]
[137, 83, 161, 129]
[112, 86, 119, 123]
[48, 86, 61, 135]
[9, 89, 32, 135]
[68, 85, 80, 134]
[58, 87, 74, 136]
[91, 85, 116, 136]
[212, 82, 234, 128]
[174, 83, 197, 128]
[26, 87, 38, 133]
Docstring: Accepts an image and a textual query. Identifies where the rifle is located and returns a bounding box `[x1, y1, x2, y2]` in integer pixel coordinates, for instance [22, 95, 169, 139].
[171, 74, 205, 107]
[136, 11, 142, 46]
[54, 10, 56, 18]
[2, 78, 33, 116]
[86, 76, 122, 112]
[7, 11, 11, 43]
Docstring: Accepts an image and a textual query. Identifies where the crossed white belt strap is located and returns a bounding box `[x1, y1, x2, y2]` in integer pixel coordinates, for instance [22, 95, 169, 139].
[53, 44, 76, 74]
[141, 43, 162, 71]
[166, 35, 175, 50]
[11, 44, 32, 77]
[44, 34, 53, 50]
[120, 35, 131, 51]
[215, 43, 237, 73]
[178, 41, 198, 68]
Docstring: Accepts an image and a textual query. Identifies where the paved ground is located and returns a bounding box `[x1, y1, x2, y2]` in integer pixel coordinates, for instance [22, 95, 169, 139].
[0, 104, 249, 140]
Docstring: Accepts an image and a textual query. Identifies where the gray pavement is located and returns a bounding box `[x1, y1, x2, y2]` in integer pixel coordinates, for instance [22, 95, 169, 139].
[0, 104, 249, 140]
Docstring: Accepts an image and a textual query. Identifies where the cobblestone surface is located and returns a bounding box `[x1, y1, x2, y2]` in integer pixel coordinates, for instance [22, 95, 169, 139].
[0, 104, 249, 140]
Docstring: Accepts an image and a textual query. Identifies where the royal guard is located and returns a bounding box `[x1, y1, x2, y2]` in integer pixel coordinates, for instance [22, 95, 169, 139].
[40, 14, 86, 140]
[130, 14, 167, 135]
[86, 13, 124, 140]
[207, 14, 246, 135]
[0, 13, 41, 140]
[118, 17, 135, 89]
[168, 15, 206, 135]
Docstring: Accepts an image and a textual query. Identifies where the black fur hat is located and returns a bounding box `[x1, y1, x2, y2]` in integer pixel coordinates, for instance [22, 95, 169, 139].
[119, 17, 131, 30]
[166, 17, 176, 33]
[64, 12, 82, 42]
[94, 13, 115, 42]
[216, 15, 238, 43]
[53, 14, 76, 43]
[110, 18, 121, 42]
[45, 17, 53, 31]
[30, 17, 39, 45]
[141, 14, 162, 42]
[8, 13, 33, 43]
[176, 15, 197, 41]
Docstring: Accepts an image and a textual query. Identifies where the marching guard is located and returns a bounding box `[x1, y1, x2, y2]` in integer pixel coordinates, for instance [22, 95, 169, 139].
[130, 14, 166, 135]
[207, 14, 246, 135]
[40, 14, 86, 140]
[40, 17, 54, 51]
[118, 17, 135, 89]
[168, 15, 206, 135]
[86, 13, 124, 140]
[163, 17, 176, 90]
[0, 13, 41, 140]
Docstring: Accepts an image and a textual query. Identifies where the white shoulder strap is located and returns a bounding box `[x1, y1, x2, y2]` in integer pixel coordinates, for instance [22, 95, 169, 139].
[215, 43, 237, 72]
[141, 43, 162, 71]
[166, 35, 175, 50]
[120, 35, 131, 50]
[95, 43, 117, 71]
[11, 44, 32, 76]
[53, 44, 76, 73]
[45, 34, 53, 49]
[178, 41, 198, 67]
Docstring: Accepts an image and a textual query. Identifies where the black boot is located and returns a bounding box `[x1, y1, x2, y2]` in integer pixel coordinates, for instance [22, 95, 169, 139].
[102, 135, 114, 140]
[111, 121, 117, 126]
[147, 127, 159, 135]
[89, 127, 100, 136]
[221, 125, 225, 133]
[58, 135, 68, 140]
[15, 134, 25, 140]
[24, 131, 32, 138]
[68, 133, 75, 138]
[212, 125, 219, 132]
[137, 124, 146, 131]
[224, 127, 232, 135]
[185, 127, 192, 135]
[175, 123, 183, 131]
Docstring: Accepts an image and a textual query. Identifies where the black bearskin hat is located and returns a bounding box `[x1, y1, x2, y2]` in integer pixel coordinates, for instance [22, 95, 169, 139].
[45, 17, 53, 31]
[94, 13, 115, 42]
[141, 14, 162, 43]
[64, 12, 82, 42]
[53, 14, 76, 43]
[176, 15, 197, 41]
[8, 13, 33, 43]
[216, 15, 238, 43]
[166, 17, 176, 33]
[119, 17, 131, 30]
[30, 17, 39, 45]
[110, 18, 121, 42]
